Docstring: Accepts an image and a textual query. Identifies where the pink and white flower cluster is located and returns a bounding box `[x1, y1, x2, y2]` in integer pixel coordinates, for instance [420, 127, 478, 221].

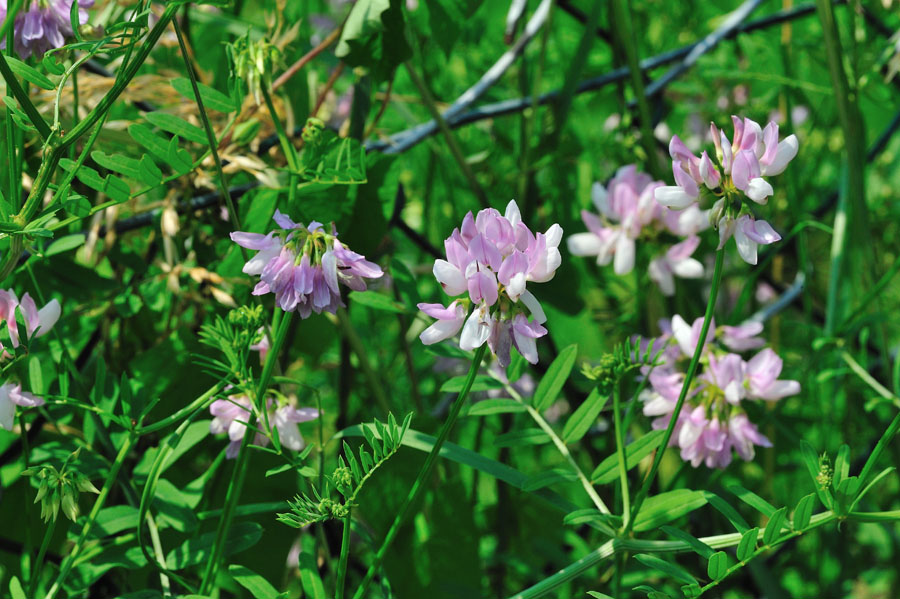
[655, 116, 799, 265]
[567, 165, 707, 296]
[418, 200, 561, 367]
[640, 315, 800, 468]
[0, 290, 61, 430]
[231, 211, 383, 317]
[209, 394, 319, 459]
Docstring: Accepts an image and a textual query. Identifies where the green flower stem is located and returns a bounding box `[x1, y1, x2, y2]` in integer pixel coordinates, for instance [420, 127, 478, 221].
[508, 510, 840, 599]
[610, 0, 662, 179]
[612, 380, 631, 529]
[260, 83, 300, 172]
[45, 432, 136, 599]
[336, 508, 352, 599]
[27, 517, 56, 598]
[352, 344, 488, 599]
[403, 60, 490, 209]
[145, 513, 171, 595]
[840, 350, 899, 408]
[626, 248, 725, 535]
[0, 0, 23, 42]
[0, 52, 51, 139]
[60, 4, 178, 150]
[500, 378, 611, 515]
[815, 0, 868, 334]
[173, 17, 242, 231]
[136, 382, 226, 435]
[199, 309, 294, 595]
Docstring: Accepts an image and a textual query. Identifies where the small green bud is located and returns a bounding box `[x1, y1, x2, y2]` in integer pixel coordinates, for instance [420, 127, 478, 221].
[301, 117, 326, 145]
[332, 466, 353, 491]
[816, 453, 833, 490]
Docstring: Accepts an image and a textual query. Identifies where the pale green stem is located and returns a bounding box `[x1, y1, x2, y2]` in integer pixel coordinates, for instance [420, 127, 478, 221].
[336, 508, 352, 599]
[612, 381, 630, 528]
[501, 379, 611, 515]
[45, 433, 135, 599]
[199, 310, 294, 594]
[626, 249, 725, 534]
[840, 350, 898, 407]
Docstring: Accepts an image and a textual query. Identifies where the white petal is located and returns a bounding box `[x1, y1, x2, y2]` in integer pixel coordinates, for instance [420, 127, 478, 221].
[613, 235, 635, 275]
[506, 272, 526, 302]
[322, 250, 340, 294]
[504, 200, 522, 226]
[513, 328, 538, 363]
[519, 290, 546, 324]
[36, 299, 61, 337]
[566, 232, 604, 256]
[654, 186, 697, 209]
[762, 134, 799, 176]
[459, 308, 492, 350]
[671, 257, 704, 279]
[419, 317, 464, 345]
[433, 260, 467, 296]
[0, 385, 14, 431]
[746, 178, 773, 204]
[544, 223, 563, 248]
[671, 315, 694, 356]
[591, 182, 609, 214]
[734, 226, 758, 265]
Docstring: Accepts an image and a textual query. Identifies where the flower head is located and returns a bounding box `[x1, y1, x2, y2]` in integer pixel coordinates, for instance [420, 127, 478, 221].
[231, 211, 383, 317]
[639, 315, 799, 468]
[1, 0, 94, 59]
[655, 116, 798, 265]
[568, 165, 706, 296]
[210, 393, 319, 459]
[418, 200, 560, 367]
[0, 382, 45, 431]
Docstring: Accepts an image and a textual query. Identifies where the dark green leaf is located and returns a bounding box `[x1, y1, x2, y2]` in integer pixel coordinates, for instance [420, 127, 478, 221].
[660, 525, 714, 559]
[762, 506, 788, 545]
[463, 398, 526, 416]
[633, 554, 697, 585]
[591, 430, 665, 484]
[229, 564, 280, 599]
[45, 233, 85, 257]
[792, 493, 815, 530]
[522, 469, 578, 492]
[633, 489, 707, 532]
[736, 527, 759, 561]
[439, 375, 503, 393]
[707, 551, 728, 581]
[561, 387, 608, 444]
[703, 491, 750, 533]
[5, 56, 54, 89]
[165, 521, 262, 569]
[726, 483, 776, 517]
[533, 344, 578, 412]
[348, 290, 407, 313]
[172, 77, 236, 113]
[145, 112, 208, 144]
[494, 428, 551, 447]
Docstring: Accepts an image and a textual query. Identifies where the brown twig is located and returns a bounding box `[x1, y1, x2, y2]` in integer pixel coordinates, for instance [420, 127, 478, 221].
[311, 62, 346, 118]
[364, 74, 395, 138]
[271, 26, 342, 92]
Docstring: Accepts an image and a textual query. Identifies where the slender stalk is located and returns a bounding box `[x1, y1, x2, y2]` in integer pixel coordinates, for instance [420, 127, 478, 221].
[27, 509, 56, 597]
[610, 0, 662, 178]
[45, 433, 136, 599]
[336, 509, 352, 599]
[172, 17, 241, 231]
[271, 26, 343, 92]
[61, 4, 179, 149]
[136, 382, 225, 435]
[199, 310, 294, 594]
[260, 84, 300, 171]
[626, 249, 725, 534]
[403, 61, 490, 209]
[0, 52, 51, 139]
[612, 381, 631, 528]
[352, 345, 488, 599]
[840, 350, 898, 406]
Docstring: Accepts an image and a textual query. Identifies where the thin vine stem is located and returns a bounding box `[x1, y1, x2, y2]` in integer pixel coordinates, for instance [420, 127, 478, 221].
[27, 499, 56, 597]
[336, 508, 352, 599]
[612, 380, 631, 529]
[352, 344, 488, 599]
[45, 432, 136, 599]
[199, 308, 294, 594]
[626, 248, 725, 534]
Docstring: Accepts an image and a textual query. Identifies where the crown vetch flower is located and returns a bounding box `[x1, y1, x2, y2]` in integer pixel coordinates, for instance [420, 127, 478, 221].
[639, 315, 799, 468]
[0, 382, 45, 431]
[210, 394, 319, 459]
[0, 289, 61, 350]
[568, 165, 706, 296]
[418, 200, 559, 367]
[0, 0, 95, 59]
[231, 211, 383, 317]
[655, 116, 798, 265]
